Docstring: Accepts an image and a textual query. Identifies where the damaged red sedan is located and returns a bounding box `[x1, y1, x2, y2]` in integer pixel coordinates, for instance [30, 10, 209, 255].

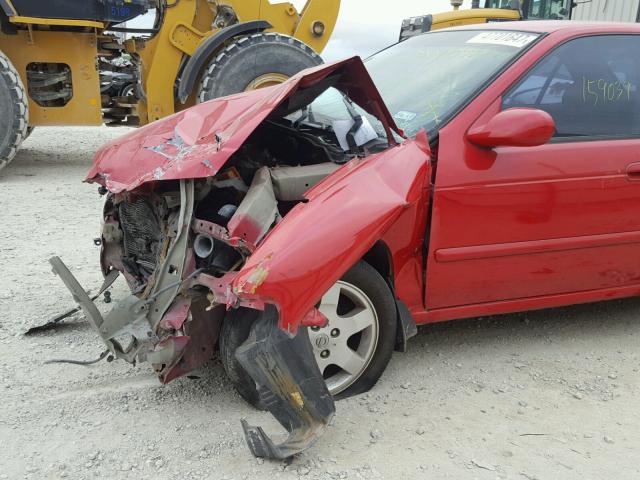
[51, 21, 640, 458]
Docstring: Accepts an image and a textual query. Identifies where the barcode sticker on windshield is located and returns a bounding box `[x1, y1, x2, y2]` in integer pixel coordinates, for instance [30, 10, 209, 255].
[467, 32, 537, 48]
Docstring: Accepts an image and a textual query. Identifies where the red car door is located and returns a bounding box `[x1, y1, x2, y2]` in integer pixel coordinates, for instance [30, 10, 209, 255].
[426, 33, 640, 312]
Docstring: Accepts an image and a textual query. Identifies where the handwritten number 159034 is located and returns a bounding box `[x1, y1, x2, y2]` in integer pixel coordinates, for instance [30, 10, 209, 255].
[582, 77, 632, 106]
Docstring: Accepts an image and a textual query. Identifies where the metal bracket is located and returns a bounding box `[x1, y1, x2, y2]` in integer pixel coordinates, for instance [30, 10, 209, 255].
[147, 179, 195, 331]
[26, 268, 119, 335]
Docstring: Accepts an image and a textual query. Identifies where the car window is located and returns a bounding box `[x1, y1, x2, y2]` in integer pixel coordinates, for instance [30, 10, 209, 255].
[503, 35, 640, 138]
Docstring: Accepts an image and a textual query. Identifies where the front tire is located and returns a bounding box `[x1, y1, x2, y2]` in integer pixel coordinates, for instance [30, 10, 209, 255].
[219, 307, 265, 409]
[313, 261, 397, 399]
[0, 50, 28, 172]
[219, 261, 397, 406]
[197, 32, 322, 102]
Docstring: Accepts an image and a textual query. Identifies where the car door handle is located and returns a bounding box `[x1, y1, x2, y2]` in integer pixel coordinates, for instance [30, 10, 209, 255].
[626, 162, 640, 181]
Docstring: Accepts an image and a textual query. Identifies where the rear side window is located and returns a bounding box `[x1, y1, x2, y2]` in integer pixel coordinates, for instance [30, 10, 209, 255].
[503, 35, 640, 139]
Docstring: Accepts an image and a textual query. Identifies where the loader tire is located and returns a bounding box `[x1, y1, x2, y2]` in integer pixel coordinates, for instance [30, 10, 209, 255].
[0, 50, 28, 172]
[198, 32, 322, 102]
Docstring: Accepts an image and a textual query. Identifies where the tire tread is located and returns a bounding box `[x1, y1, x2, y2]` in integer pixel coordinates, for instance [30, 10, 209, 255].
[198, 32, 321, 103]
[0, 49, 28, 172]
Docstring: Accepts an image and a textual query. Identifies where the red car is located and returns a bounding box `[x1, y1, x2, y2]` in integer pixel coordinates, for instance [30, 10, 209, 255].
[51, 21, 640, 458]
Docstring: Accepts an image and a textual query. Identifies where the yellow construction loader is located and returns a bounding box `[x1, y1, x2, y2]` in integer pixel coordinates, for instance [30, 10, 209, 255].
[0, 0, 340, 170]
[400, 0, 575, 40]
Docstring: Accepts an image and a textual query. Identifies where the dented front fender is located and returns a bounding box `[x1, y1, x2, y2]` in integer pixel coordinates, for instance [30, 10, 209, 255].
[232, 139, 431, 334]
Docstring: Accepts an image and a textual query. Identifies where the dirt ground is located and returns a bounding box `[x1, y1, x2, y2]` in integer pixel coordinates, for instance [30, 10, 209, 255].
[1, 127, 640, 480]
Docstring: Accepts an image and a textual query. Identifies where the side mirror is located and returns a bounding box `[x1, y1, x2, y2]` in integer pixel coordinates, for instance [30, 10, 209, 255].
[467, 107, 555, 148]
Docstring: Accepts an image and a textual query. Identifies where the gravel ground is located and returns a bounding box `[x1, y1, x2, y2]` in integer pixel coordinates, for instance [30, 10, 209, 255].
[1, 127, 640, 479]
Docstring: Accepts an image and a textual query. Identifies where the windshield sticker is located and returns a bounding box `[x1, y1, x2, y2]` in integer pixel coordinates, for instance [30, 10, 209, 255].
[394, 111, 417, 123]
[467, 32, 537, 48]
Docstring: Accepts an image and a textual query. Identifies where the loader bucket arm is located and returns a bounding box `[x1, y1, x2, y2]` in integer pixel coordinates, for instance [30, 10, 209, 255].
[293, 0, 341, 54]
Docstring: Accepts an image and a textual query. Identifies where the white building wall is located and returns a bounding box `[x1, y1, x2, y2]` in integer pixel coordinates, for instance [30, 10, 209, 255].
[572, 0, 640, 23]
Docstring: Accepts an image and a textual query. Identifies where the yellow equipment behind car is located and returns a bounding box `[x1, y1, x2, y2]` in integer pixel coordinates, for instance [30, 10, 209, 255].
[400, 0, 574, 41]
[0, 0, 340, 170]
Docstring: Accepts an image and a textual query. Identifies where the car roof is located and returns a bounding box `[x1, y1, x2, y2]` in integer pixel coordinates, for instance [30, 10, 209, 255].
[446, 20, 640, 35]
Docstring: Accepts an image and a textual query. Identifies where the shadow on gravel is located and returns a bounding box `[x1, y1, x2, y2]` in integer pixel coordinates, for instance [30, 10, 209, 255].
[412, 296, 640, 351]
[24, 317, 92, 336]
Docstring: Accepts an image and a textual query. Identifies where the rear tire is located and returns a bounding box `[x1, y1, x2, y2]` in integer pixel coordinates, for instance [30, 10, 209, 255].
[198, 32, 322, 102]
[0, 50, 28, 172]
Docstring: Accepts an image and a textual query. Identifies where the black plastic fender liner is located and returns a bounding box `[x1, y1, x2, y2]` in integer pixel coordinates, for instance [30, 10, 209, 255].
[177, 20, 272, 104]
[235, 306, 335, 459]
[394, 299, 418, 353]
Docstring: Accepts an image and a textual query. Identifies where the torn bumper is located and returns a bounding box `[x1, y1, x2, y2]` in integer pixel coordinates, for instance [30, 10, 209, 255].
[237, 306, 335, 459]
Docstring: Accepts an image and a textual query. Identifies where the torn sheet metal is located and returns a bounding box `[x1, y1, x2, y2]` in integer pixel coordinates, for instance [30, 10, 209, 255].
[191, 218, 256, 254]
[158, 297, 191, 331]
[158, 298, 224, 383]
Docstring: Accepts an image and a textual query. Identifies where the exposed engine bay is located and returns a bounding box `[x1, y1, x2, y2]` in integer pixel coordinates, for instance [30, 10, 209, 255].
[101, 118, 356, 296]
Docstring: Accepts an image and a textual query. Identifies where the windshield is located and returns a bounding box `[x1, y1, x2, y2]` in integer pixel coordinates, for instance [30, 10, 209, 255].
[292, 30, 539, 145]
[362, 30, 539, 137]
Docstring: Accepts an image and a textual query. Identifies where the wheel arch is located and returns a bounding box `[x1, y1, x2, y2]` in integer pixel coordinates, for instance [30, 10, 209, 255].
[362, 240, 393, 286]
[362, 240, 417, 353]
[177, 20, 272, 104]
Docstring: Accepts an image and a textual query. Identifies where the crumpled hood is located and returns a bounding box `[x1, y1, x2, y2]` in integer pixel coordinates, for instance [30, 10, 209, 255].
[87, 57, 399, 193]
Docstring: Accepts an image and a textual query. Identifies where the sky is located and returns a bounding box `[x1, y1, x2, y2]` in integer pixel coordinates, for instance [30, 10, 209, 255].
[315, 0, 476, 61]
